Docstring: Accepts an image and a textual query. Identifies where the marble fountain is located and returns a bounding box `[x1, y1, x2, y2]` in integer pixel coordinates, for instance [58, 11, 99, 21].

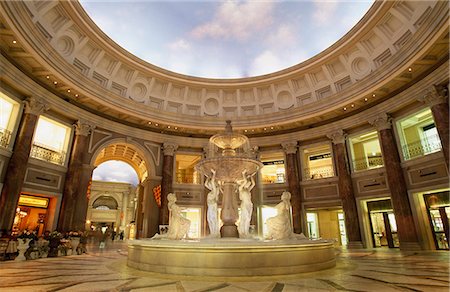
[128, 121, 336, 277]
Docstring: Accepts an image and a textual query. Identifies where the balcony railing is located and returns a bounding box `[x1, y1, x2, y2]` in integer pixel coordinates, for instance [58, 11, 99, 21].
[0, 128, 11, 148]
[175, 171, 201, 184]
[30, 143, 66, 165]
[352, 156, 384, 172]
[303, 164, 335, 180]
[401, 134, 442, 160]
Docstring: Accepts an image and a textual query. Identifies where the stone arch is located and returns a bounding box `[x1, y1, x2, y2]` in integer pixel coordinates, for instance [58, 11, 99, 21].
[92, 195, 119, 210]
[90, 137, 156, 182]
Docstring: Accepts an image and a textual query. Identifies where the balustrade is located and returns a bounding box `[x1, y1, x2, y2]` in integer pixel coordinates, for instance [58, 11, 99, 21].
[401, 134, 442, 160]
[0, 128, 11, 148]
[303, 164, 335, 180]
[352, 156, 384, 172]
[30, 143, 66, 165]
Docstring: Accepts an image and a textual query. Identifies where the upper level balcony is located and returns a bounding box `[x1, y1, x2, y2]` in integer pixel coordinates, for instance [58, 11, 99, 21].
[30, 143, 66, 165]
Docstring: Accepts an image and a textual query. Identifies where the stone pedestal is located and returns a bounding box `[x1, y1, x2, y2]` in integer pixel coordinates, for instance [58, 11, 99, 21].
[159, 143, 177, 225]
[282, 142, 302, 234]
[328, 130, 363, 248]
[370, 114, 421, 250]
[0, 97, 48, 230]
[220, 183, 239, 237]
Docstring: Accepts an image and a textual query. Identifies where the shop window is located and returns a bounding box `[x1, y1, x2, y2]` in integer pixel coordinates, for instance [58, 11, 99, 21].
[31, 116, 71, 165]
[0, 92, 20, 148]
[367, 199, 399, 248]
[338, 212, 347, 245]
[175, 154, 201, 184]
[181, 207, 201, 238]
[260, 152, 285, 184]
[397, 108, 441, 161]
[302, 145, 334, 180]
[306, 212, 319, 239]
[424, 192, 449, 250]
[349, 131, 383, 172]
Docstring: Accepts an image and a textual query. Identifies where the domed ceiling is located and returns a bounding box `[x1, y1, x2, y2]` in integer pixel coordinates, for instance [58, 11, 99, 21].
[80, 0, 374, 78]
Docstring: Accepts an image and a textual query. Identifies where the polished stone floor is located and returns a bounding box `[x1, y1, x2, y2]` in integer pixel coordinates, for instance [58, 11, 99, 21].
[0, 241, 448, 292]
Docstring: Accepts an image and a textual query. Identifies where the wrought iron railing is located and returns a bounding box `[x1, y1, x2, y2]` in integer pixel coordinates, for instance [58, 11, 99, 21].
[303, 164, 335, 180]
[352, 156, 384, 172]
[401, 134, 442, 160]
[0, 128, 11, 148]
[30, 143, 66, 165]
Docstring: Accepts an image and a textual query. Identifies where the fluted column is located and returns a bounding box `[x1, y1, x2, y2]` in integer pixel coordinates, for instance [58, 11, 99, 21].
[0, 97, 49, 230]
[370, 114, 421, 250]
[159, 142, 177, 225]
[418, 85, 449, 168]
[58, 120, 95, 232]
[328, 130, 363, 249]
[282, 141, 302, 234]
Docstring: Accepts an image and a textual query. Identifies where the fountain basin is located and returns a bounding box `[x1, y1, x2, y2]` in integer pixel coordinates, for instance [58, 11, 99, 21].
[195, 157, 263, 182]
[127, 238, 336, 277]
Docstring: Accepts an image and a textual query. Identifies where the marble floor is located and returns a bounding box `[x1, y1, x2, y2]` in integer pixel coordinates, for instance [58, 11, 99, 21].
[0, 241, 448, 292]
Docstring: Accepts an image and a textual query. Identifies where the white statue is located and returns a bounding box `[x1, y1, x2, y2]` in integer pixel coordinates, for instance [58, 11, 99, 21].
[205, 169, 220, 237]
[266, 191, 297, 240]
[237, 169, 255, 238]
[166, 193, 191, 240]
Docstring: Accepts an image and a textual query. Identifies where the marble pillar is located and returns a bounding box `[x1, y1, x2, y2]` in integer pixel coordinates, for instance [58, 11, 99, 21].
[328, 130, 363, 249]
[418, 85, 449, 169]
[370, 114, 421, 250]
[58, 120, 94, 232]
[135, 184, 144, 239]
[0, 97, 49, 231]
[282, 142, 303, 234]
[159, 143, 177, 225]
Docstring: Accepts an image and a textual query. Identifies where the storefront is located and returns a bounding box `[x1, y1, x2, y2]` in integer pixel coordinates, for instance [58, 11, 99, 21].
[13, 193, 51, 236]
[423, 191, 449, 250]
[367, 199, 399, 248]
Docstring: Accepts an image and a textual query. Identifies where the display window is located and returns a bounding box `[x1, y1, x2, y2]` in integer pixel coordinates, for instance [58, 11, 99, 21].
[302, 145, 334, 180]
[13, 193, 50, 237]
[397, 108, 441, 160]
[260, 153, 285, 184]
[175, 154, 202, 184]
[31, 116, 71, 165]
[349, 131, 383, 172]
[0, 92, 20, 148]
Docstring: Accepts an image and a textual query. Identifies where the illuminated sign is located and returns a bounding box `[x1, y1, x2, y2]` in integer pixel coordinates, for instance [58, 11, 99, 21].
[18, 195, 49, 208]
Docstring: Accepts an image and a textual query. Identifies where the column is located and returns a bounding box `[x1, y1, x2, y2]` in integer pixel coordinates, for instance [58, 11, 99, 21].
[370, 114, 421, 250]
[418, 85, 449, 168]
[282, 141, 303, 234]
[327, 130, 363, 249]
[0, 97, 49, 231]
[135, 184, 144, 239]
[159, 142, 177, 225]
[58, 120, 95, 232]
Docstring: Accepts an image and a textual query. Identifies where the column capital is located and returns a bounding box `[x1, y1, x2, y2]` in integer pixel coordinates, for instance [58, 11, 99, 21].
[418, 85, 448, 107]
[74, 120, 95, 136]
[327, 130, 347, 145]
[281, 142, 298, 154]
[369, 113, 392, 131]
[163, 142, 178, 156]
[23, 96, 50, 116]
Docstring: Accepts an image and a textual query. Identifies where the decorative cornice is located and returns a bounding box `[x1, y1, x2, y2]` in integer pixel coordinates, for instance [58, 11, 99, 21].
[369, 113, 392, 131]
[418, 85, 448, 107]
[75, 119, 95, 136]
[23, 96, 50, 116]
[327, 130, 347, 145]
[163, 142, 178, 156]
[281, 142, 298, 154]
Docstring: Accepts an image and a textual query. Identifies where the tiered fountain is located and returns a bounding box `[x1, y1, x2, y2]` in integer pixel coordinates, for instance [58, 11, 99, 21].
[195, 120, 263, 238]
[128, 122, 336, 278]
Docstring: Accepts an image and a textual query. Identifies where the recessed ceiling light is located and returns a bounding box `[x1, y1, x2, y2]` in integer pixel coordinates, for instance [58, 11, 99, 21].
[12, 40, 17, 44]
[364, 98, 368, 102]
[264, 127, 267, 130]
[372, 94, 376, 97]
[155, 123, 159, 126]
[270, 126, 274, 129]
[53, 81, 58, 85]
[75, 94, 79, 97]
[67, 89, 71, 93]
[174, 127, 178, 130]
[343, 107, 347, 111]
[251, 129, 254, 132]
[244, 130, 248, 132]
[167, 126, 171, 128]
[351, 104, 354, 108]
[408, 67, 412, 72]
[148, 121, 152, 124]
[46, 75, 50, 79]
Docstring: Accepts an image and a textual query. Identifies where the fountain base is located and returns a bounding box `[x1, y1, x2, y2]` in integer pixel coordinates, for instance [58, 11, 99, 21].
[127, 238, 336, 277]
